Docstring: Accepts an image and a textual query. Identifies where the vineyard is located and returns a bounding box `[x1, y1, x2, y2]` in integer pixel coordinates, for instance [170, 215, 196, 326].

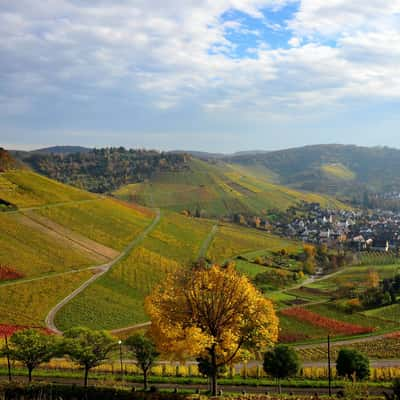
[37, 198, 153, 251]
[206, 224, 299, 263]
[0, 170, 93, 208]
[0, 213, 97, 277]
[359, 251, 400, 266]
[0, 270, 94, 326]
[281, 307, 374, 335]
[113, 158, 348, 218]
[0, 265, 23, 281]
[55, 212, 213, 331]
[297, 332, 400, 361]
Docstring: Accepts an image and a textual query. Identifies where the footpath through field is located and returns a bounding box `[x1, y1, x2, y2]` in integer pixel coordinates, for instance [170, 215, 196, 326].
[44, 208, 161, 334]
[197, 224, 218, 260]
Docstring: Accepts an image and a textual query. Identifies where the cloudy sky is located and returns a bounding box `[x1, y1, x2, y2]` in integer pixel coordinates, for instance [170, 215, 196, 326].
[1, 0, 400, 152]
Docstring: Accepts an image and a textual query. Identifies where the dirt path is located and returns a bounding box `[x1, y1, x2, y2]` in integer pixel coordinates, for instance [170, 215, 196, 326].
[197, 224, 218, 259]
[45, 209, 161, 334]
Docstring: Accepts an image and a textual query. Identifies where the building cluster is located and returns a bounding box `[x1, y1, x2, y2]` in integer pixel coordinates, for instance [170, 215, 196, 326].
[272, 202, 400, 251]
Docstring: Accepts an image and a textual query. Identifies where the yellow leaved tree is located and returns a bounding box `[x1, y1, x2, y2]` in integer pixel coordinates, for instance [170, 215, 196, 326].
[145, 264, 279, 395]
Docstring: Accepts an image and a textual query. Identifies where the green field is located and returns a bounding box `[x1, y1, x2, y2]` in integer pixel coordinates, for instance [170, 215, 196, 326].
[364, 303, 400, 321]
[307, 264, 400, 294]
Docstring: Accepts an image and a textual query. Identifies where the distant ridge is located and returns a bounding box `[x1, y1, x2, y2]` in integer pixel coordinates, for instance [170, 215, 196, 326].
[32, 146, 92, 154]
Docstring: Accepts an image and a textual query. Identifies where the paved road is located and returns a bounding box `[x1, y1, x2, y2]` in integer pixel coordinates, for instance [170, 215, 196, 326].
[45, 209, 161, 334]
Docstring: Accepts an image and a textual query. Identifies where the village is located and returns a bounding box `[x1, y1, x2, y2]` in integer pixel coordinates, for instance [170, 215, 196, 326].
[269, 201, 400, 252]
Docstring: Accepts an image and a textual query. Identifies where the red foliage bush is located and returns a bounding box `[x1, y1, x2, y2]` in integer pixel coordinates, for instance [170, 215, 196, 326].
[0, 324, 53, 337]
[281, 307, 374, 335]
[0, 265, 23, 281]
[278, 332, 310, 343]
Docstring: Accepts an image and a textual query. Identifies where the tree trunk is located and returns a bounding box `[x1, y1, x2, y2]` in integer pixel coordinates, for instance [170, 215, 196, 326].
[28, 367, 33, 383]
[84, 367, 89, 388]
[211, 345, 218, 396]
[144, 368, 148, 390]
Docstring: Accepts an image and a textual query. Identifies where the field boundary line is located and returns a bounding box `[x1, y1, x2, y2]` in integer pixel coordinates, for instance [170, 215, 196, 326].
[3, 198, 103, 214]
[44, 208, 161, 334]
[197, 224, 218, 260]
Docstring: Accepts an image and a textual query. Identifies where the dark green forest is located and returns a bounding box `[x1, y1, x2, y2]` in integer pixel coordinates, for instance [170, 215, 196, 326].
[18, 148, 189, 193]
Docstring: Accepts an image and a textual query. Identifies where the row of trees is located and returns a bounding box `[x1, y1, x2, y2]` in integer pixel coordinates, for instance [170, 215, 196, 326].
[1, 327, 370, 394]
[1, 328, 158, 389]
[0, 263, 373, 395]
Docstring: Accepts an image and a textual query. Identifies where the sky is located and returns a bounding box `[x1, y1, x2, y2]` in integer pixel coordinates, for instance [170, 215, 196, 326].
[1, 0, 400, 153]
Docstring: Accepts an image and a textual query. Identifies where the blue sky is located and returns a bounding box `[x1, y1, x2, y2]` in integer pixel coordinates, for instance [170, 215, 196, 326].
[1, 0, 400, 153]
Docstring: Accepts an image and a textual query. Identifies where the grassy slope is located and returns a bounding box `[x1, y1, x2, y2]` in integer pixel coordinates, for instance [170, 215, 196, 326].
[0, 170, 156, 328]
[113, 158, 348, 217]
[56, 214, 303, 331]
[0, 170, 93, 208]
[55, 212, 214, 330]
[0, 171, 154, 280]
[207, 223, 301, 263]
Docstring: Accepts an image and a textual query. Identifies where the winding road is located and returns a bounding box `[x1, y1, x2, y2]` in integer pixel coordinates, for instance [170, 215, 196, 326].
[45, 208, 161, 334]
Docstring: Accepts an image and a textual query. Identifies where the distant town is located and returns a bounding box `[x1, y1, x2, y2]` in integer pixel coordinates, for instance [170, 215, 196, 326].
[269, 201, 400, 252]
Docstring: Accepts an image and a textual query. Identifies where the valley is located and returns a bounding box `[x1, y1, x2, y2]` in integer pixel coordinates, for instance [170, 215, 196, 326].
[1, 146, 400, 364]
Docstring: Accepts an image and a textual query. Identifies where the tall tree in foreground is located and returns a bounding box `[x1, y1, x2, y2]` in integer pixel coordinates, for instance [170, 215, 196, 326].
[125, 333, 159, 390]
[2, 329, 57, 382]
[145, 264, 279, 396]
[63, 327, 115, 387]
[336, 348, 370, 381]
[263, 344, 300, 394]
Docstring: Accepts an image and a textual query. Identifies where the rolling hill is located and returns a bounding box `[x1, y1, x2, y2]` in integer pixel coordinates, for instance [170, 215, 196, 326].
[113, 157, 348, 217]
[228, 144, 400, 200]
[14, 146, 349, 217]
[0, 153, 155, 327]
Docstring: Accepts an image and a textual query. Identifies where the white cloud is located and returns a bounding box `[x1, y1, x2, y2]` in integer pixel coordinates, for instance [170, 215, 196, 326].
[1, 0, 400, 124]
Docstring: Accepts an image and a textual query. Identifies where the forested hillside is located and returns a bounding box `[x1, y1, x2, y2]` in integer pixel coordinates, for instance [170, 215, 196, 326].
[229, 144, 400, 200]
[0, 148, 18, 172]
[17, 148, 189, 193]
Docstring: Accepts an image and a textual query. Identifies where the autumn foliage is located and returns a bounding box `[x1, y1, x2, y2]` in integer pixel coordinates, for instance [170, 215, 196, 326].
[146, 264, 278, 395]
[281, 307, 374, 335]
[0, 265, 23, 281]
